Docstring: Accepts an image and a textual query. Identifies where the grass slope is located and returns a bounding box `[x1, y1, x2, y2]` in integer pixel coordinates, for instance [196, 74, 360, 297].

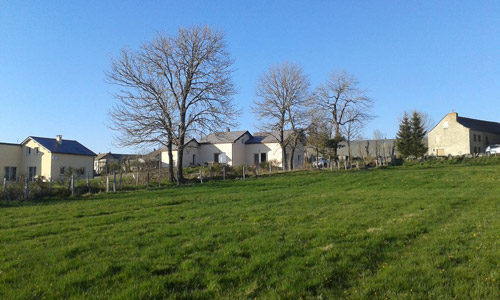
[1, 165, 499, 299]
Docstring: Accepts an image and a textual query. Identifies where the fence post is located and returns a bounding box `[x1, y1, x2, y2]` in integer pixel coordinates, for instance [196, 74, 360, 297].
[256, 164, 259, 176]
[113, 171, 117, 192]
[269, 163, 272, 174]
[223, 165, 226, 180]
[243, 165, 246, 180]
[3, 178, 7, 201]
[86, 174, 90, 194]
[200, 167, 203, 184]
[136, 171, 139, 186]
[106, 175, 110, 193]
[209, 165, 212, 179]
[24, 177, 29, 200]
[119, 168, 123, 190]
[71, 175, 74, 196]
[158, 158, 161, 188]
[49, 178, 52, 194]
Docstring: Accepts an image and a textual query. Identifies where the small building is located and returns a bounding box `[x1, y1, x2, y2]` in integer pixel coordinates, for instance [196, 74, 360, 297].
[161, 130, 304, 168]
[0, 135, 96, 181]
[94, 152, 141, 175]
[428, 111, 500, 156]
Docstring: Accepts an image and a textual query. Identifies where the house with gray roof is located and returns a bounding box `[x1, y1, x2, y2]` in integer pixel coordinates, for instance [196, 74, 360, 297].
[1, 135, 96, 181]
[428, 111, 500, 156]
[94, 152, 141, 175]
[161, 129, 304, 168]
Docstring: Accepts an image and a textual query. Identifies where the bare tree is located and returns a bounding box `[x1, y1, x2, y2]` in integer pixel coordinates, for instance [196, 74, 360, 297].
[108, 25, 238, 184]
[342, 108, 364, 166]
[314, 71, 373, 162]
[307, 111, 330, 167]
[107, 46, 177, 182]
[253, 62, 310, 170]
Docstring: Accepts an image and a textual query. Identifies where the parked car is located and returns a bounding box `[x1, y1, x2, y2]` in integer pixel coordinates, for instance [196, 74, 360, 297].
[485, 144, 500, 155]
[312, 158, 329, 168]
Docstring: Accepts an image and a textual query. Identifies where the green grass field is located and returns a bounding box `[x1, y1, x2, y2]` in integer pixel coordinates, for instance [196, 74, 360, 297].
[1, 164, 499, 299]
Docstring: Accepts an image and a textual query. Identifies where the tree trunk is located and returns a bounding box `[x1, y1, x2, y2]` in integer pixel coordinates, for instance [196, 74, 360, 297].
[289, 147, 295, 170]
[175, 127, 187, 185]
[167, 139, 175, 183]
[176, 146, 184, 185]
[281, 145, 287, 171]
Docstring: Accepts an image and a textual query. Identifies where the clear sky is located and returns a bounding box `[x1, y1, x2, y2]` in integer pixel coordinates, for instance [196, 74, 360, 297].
[1, 1, 499, 153]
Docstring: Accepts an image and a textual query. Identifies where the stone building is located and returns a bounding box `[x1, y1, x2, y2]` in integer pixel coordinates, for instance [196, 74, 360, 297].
[428, 111, 500, 156]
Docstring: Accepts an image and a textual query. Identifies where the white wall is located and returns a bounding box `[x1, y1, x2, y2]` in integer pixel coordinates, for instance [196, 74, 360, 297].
[161, 140, 200, 168]
[160, 138, 305, 168]
[199, 143, 234, 165]
[245, 142, 304, 168]
[231, 132, 251, 166]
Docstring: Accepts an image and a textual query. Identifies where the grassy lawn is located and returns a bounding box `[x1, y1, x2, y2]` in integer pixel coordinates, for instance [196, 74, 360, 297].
[0, 164, 499, 298]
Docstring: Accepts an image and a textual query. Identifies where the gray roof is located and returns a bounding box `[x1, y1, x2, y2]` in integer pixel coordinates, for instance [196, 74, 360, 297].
[95, 152, 140, 161]
[457, 116, 500, 134]
[0, 142, 21, 147]
[28, 136, 96, 156]
[246, 131, 293, 144]
[199, 131, 249, 144]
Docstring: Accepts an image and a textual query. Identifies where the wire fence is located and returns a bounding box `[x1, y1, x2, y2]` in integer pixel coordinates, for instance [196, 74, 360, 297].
[3, 153, 498, 202]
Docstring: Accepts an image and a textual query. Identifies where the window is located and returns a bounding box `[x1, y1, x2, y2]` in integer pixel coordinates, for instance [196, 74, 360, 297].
[28, 167, 36, 181]
[486, 136, 489, 145]
[478, 147, 481, 153]
[60, 167, 65, 175]
[35, 147, 39, 154]
[213, 153, 219, 163]
[478, 135, 481, 142]
[4, 167, 16, 181]
[473, 134, 476, 142]
[254, 153, 259, 164]
[474, 147, 477, 153]
[27, 147, 31, 155]
[260, 152, 267, 162]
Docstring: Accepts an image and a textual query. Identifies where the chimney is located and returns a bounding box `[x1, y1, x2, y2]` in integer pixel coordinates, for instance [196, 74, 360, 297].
[448, 110, 458, 120]
[56, 135, 62, 144]
[226, 127, 231, 132]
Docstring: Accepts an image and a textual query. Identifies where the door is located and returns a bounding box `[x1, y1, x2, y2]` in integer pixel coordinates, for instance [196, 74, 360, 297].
[192, 154, 196, 165]
[254, 153, 259, 165]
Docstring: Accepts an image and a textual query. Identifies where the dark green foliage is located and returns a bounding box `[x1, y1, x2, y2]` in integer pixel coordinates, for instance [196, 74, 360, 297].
[396, 113, 412, 158]
[326, 135, 345, 158]
[396, 111, 428, 158]
[410, 111, 428, 157]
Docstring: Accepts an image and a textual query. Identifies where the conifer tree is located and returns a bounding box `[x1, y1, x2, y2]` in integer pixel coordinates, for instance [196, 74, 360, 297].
[396, 113, 412, 158]
[410, 111, 428, 157]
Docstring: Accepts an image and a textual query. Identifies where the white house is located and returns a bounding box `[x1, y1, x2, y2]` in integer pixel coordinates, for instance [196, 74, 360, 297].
[161, 130, 304, 168]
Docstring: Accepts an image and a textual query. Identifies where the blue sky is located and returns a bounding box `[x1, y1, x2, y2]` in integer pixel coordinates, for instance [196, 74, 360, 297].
[1, 1, 499, 153]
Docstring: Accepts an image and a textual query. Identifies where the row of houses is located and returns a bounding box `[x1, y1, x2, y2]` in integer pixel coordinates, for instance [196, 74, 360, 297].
[1, 111, 499, 181]
[160, 130, 304, 168]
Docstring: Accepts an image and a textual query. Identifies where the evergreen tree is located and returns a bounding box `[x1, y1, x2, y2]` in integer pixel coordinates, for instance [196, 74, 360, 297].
[410, 111, 428, 157]
[396, 113, 412, 158]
